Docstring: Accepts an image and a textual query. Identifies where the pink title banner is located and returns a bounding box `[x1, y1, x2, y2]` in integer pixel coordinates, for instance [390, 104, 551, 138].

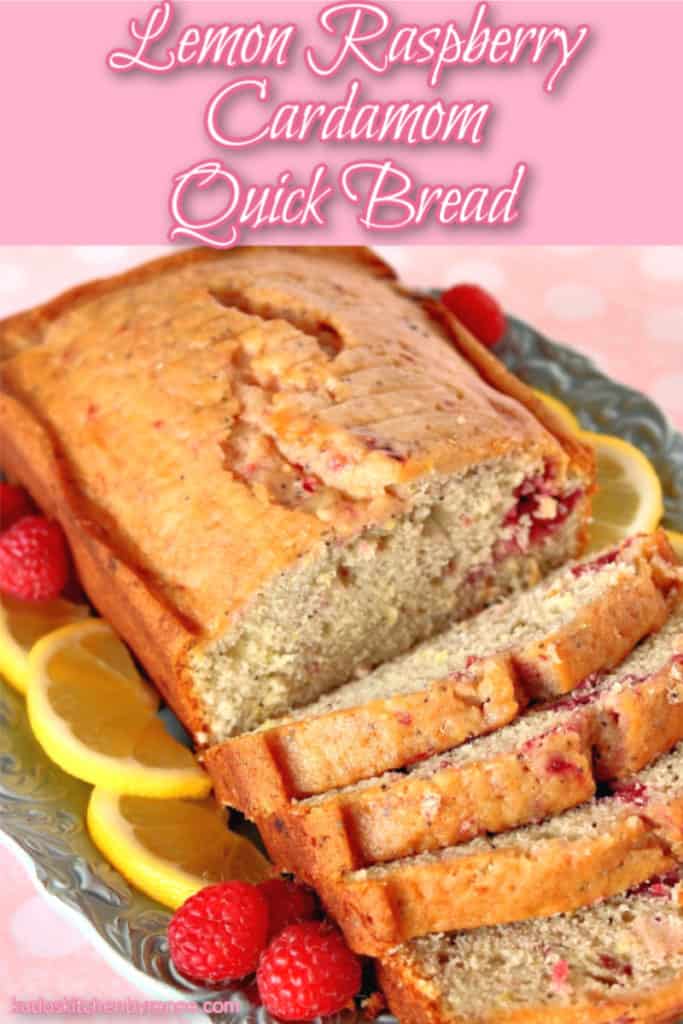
[1, 1, 681, 245]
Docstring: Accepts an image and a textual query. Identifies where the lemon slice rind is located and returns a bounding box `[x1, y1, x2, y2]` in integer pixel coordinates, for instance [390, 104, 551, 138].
[667, 530, 683, 561]
[87, 788, 272, 909]
[533, 389, 581, 434]
[583, 431, 664, 552]
[0, 596, 90, 695]
[27, 620, 211, 799]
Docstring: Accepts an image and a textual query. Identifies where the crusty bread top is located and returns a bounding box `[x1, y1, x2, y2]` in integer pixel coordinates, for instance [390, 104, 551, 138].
[0, 247, 589, 641]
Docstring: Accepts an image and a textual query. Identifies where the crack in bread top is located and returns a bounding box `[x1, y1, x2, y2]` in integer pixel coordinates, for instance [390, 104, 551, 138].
[1, 249, 566, 634]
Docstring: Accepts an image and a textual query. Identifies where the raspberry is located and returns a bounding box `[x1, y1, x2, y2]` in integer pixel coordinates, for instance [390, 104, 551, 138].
[258, 877, 317, 938]
[545, 755, 585, 778]
[552, 673, 603, 711]
[257, 921, 362, 1021]
[570, 548, 619, 578]
[551, 958, 570, 990]
[599, 954, 633, 977]
[441, 283, 506, 348]
[0, 516, 69, 600]
[613, 781, 649, 807]
[0, 483, 33, 531]
[632, 870, 681, 898]
[168, 881, 268, 984]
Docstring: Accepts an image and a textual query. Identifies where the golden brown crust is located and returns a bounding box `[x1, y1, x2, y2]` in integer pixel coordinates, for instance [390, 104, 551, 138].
[0, 246, 393, 360]
[0, 394, 207, 736]
[207, 533, 678, 813]
[257, 721, 595, 877]
[596, 650, 683, 780]
[320, 814, 675, 956]
[378, 952, 683, 1024]
[256, 813, 309, 881]
[424, 297, 597, 496]
[514, 550, 674, 699]
[377, 956, 448, 1024]
[282, 639, 683, 879]
[1, 248, 411, 636]
[249, 600, 683, 890]
[205, 655, 524, 813]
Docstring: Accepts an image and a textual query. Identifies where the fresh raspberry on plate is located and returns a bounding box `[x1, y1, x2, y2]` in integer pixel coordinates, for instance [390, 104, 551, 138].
[0, 483, 33, 531]
[258, 877, 317, 938]
[257, 920, 362, 1021]
[168, 881, 269, 984]
[441, 283, 506, 348]
[0, 515, 69, 600]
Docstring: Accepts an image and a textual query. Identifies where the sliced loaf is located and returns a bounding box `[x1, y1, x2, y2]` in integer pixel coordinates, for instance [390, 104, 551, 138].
[263, 601, 683, 876]
[206, 532, 680, 813]
[314, 741, 683, 955]
[379, 870, 683, 1024]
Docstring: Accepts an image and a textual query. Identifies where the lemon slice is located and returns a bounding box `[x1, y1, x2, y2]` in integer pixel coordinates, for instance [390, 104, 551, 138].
[533, 389, 581, 433]
[668, 530, 683, 561]
[583, 432, 664, 552]
[27, 620, 211, 799]
[87, 788, 273, 909]
[0, 595, 89, 695]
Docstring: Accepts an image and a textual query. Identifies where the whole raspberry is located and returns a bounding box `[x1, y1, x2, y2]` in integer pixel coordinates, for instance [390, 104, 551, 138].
[441, 283, 506, 348]
[168, 881, 268, 984]
[0, 516, 68, 600]
[0, 483, 33, 531]
[257, 921, 362, 1021]
[258, 877, 317, 938]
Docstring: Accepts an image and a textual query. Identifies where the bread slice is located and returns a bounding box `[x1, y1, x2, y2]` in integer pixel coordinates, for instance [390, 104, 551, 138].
[379, 870, 683, 1024]
[267, 602, 683, 876]
[259, 704, 596, 877]
[206, 532, 679, 813]
[314, 741, 683, 955]
[594, 632, 683, 781]
[0, 247, 595, 744]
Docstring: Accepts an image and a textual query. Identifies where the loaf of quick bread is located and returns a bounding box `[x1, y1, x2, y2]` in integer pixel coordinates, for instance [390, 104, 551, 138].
[0, 247, 594, 743]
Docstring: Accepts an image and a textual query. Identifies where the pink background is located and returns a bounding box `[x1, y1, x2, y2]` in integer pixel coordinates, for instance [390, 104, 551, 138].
[0, 244, 681, 1021]
[0, 1, 682, 244]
